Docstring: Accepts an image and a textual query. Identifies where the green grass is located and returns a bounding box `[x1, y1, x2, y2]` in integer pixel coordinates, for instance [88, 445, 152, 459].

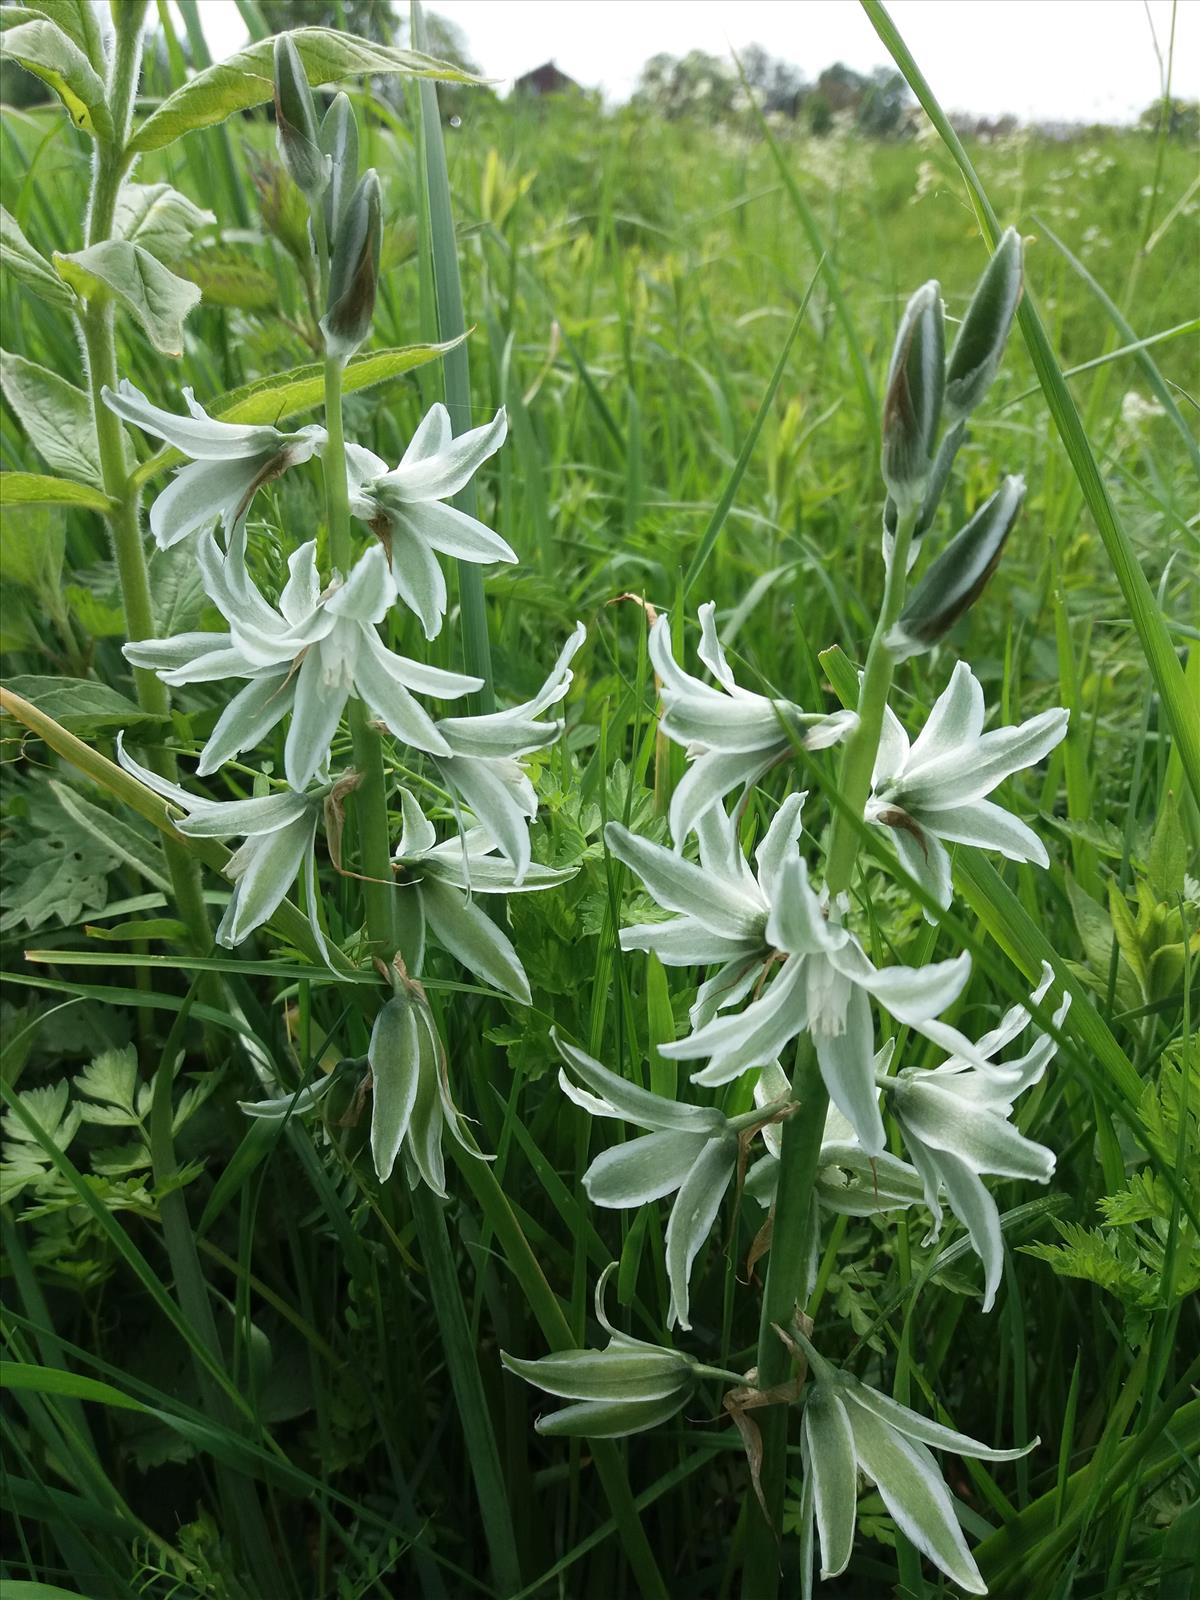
[1, 10, 1197, 1598]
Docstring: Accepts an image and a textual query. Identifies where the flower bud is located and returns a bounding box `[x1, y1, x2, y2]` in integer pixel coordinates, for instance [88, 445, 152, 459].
[881, 280, 944, 506]
[882, 418, 966, 572]
[887, 473, 1025, 660]
[320, 92, 359, 237]
[273, 34, 329, 202]
[945, 227, 1023, 422]
[321, 168, 381, 361]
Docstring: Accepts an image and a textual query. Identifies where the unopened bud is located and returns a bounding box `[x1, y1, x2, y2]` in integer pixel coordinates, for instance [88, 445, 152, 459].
[320, 93, 359, 236]
[881, 280, 944, 505]
[945, 228, 1023, 422]
[321, 168, 381, 361]
[273, 34, 329, 202]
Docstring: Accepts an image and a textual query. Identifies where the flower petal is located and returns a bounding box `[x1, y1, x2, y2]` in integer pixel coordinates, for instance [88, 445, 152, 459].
[381, 406, 508, 501]
[901, 707, 1069, 809]
[606, 822, 766, 940]
[619, 917, 760, 968]
[766, 856, 846, 956]
[368, 997, 421, 1182]
[584, 1129, 711, 1208]
[150, 457, 263, 548]
[436, 755, 534, 883]
[842, 1379, 1036, 1460]
[198, 671, 293, 777]
[753, 791, 808, 899]
[554, 1031, 722, 1133]
[217, 810, 316, 945]
[103, 379, 281, 459]
[897, 1081, 1056, 1181]
[665, 1134, 737, 1329]
[814, 981, 887, 1155]
[387, 520, 449, 640]
[284, 649, 347, 789]
[352, 635, 453, 757]
[420, 876, 531, 1004]
[397, 498, 517, 564]
[904, 661, 985, 775]
[915, 798, 1049, 866]
[803, 1387, 858, 1579]
[669, 747, 772, 844]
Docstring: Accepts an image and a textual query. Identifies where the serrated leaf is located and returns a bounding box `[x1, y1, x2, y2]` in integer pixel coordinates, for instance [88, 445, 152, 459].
[0, 779, 120, 933]
[50, 780, 170, 892]
[114, 182, 215, 260]
[0, 502, 64, 592]
[129, 338, 466, 487]
[0, 350, 103, 485]
[0, 17, 112, 138]
[53, 241, 201, 358]
[74, 1043, 139, 1117]
[0, 472, 112, 511]
[0, 204, 74, 305]
[128, 27, 482, 156]
[0, 675, 160, 734]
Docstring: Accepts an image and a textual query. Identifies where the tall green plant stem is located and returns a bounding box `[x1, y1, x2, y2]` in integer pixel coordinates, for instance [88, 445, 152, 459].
[81, 10, 211, 954]
[742, 504, 919, 1598]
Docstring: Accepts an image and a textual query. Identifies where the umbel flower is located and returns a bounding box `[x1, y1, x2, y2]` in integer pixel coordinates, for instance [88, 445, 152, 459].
[392, 788, 573, 1005]
[867, 662, 1068, 909]
[115, 737, 328, 956]
[796, 1331, 1034, 1596]
[882, 962, 1070, 1311]
[102, 380, 325, 549]
[346, 402, 515, 640]
[649, 605, 857, 843]
[124, 534, 481, 790]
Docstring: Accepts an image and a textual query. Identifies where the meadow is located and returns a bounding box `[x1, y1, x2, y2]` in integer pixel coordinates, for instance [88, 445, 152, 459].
[1, 6, 1197, 1598]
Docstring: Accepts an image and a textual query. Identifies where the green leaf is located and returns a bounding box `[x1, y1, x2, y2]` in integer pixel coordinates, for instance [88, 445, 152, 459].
[127, 26, 483, 156]
[0, 17, 112, 138]
[0, 502, 64, 593]
[0, 782, 119, 934]
[49, 779, 171, 892]
[53, 241, 201, 357]
[114, 181, 215, 260]
[0, 350, 102, 485]
[173, 244, 278, 309]
[0, 205, 73, 306]
[129, 338, 466, 487]
[0, 472, 111, 511]
[1147, 790, 1187, 901]
[0, 675, 160, 735]
[73, 1043, 141, 1123]
[2, 0, 98, 56]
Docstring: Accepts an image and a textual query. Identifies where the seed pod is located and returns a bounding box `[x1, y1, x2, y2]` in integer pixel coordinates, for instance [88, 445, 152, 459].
[321, 168, 382, 361]
[320, 92, 359, 236]
[273, 34, 329, 202]
[887, 474, 1025, 660]
[945, 227, 1023, 422]
[881, 280, 945, 506]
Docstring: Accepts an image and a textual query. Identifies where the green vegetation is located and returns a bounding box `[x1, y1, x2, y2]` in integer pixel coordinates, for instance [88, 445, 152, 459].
[1, 5, 1196, 1598]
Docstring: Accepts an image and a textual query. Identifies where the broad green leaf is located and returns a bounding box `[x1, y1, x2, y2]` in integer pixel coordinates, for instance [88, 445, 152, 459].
[128, 27, 483, 156]
[50, 779, 171, 892]
[0, 502, 64, 592]
[0, 204, 73, 306]
[114, 181, 215, 259]
[0, 471, 111, 511]
[4, 1581, 96, 1600]
[174, 245, 278, 309]
[129, 338, 466, 487]
[2, 0, 98, 56]
[53, 241, 201, 357]
[0, 674, 160, 735]
[0, 17, 112, 138]
[65, 579, 126, 637]
[0, 780, 120, 933]
[0, 350, 102, 485]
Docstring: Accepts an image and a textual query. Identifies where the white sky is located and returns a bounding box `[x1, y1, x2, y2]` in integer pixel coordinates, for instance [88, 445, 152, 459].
[193, 0, 1199, 123]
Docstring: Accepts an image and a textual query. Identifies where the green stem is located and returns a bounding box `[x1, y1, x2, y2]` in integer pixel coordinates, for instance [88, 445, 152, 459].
[81, 22, 211, 955]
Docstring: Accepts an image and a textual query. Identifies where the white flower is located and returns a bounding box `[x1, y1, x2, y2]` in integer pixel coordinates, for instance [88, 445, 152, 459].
[649, 605, 857, 843]
[346, 403, 515, 639]
[883, 962, 1070, 1311]
[367, 989, 472, 1195]
[431, 623, 586, 885]
[867, 662, 1068, 910]
[392, 788, 573, 1005]
[614, 806, 992, 1158]
[115, 736, 329, 956]
[102, 380, 325, 549]
[554, 1031, 741, 1331]
[797, 1335, 1035, 1595]
[124, 535, 481, 791]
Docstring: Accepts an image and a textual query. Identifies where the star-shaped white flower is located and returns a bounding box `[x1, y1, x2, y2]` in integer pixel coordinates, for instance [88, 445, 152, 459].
[649, 605, 857, 843]
[883, 962, 1070, 1311]
[124, 535, 481, 790]
[346, 403, 515, 639]
[867, 662, 1068, 910]
[103, 380, 326, 549]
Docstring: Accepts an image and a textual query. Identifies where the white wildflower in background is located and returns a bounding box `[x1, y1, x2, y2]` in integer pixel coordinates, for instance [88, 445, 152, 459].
[102, 380, 325, 549]
[866, 662, 1068, 908]
[346, 402, 515, 639]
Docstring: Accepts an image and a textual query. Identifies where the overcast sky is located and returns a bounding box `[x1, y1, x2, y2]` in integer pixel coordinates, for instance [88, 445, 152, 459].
[194, 0, 1198, 124]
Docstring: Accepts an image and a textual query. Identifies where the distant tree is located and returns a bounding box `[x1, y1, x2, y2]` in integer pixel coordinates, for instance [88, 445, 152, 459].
[739, 42, 807, 117]
[856, 67, 911, 137]
[633, 50, 738, 121]
[1139, 95, 1200, 142]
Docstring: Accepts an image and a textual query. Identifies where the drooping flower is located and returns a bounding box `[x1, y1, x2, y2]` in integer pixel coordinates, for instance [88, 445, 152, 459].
[102, 380, 325, 550]
[115, 736, 329, 956]
[881, 962, 1070, 1311]
[366, 988, 472, 1194]
[346, 402, 515, 639]
[796, 1333, 1034, 1596]
[867, 662, 1068, 909]
[554, 1031, 757, 1330]
[649, 605, 857, 843]
[431, 622, 587, 885]
[391, 788, 573, 1004]
[124, 535, 481, 790]
[502, 1267, 707, 1437]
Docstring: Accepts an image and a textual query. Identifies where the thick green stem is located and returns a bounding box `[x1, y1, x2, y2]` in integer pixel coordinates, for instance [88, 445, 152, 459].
[81, 25, 211, 955]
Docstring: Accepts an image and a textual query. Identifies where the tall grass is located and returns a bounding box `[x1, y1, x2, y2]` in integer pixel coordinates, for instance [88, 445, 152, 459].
[1, 6, 1197, 1597]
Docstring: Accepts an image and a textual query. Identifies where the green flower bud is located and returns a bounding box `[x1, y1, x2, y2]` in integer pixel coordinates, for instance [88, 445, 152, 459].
[945, 227, 1024, 422]
[273, 34, 329, 202]
[881, 279, 945, 506]
[321, 168, 381, 361]
[320, 92, 359, 236]
[887, 473, 1025, 660]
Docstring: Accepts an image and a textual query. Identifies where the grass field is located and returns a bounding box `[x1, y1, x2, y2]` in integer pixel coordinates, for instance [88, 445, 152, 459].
[1, 6, 1197, 1598]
